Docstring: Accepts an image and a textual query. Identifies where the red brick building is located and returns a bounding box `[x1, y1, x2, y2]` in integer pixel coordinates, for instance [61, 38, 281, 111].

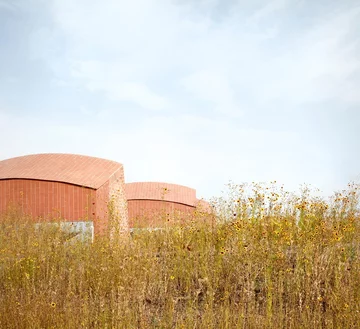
[125, 182, 213, 228]
[0, 154, 128, 236]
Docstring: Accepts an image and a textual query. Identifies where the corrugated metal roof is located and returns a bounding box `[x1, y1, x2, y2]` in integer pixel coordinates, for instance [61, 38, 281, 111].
[0, 154, 123, 189]
[125, 182, 197, 206]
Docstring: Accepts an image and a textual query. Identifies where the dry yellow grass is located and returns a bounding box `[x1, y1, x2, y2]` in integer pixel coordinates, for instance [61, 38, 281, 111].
[0, 182, 359, 328]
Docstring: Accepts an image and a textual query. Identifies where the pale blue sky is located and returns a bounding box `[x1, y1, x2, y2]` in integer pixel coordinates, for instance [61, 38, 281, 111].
[0, 0, 359, 199]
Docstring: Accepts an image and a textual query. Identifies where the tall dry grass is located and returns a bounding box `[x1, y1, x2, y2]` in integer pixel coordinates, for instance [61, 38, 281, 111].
[0, 182, 360, 328]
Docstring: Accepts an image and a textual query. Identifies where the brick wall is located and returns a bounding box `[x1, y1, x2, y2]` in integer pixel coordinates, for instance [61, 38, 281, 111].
[107, 169, 129, 236]
[94, 167, 128, 236]
[94, 181, 110, 235]
[128, 199, 195, 228]
[0, 179, 96, 222]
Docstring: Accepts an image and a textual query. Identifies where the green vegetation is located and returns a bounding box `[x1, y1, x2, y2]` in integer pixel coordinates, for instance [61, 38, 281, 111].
[0, 182, 360, 328]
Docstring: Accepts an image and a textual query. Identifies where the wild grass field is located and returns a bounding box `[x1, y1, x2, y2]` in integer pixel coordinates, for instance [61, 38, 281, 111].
[0, 182, 359, 328]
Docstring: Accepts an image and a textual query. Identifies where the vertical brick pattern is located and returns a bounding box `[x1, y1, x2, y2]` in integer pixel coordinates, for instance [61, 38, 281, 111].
[128, 199, 195, 228]
[95, 181, 109, 236]
[94, 168, 128, 236]
[0, 154, 130, 237]
[108, 169, 129, 234]
[126, 182, 214, 228]
[0, 179, 95, 222]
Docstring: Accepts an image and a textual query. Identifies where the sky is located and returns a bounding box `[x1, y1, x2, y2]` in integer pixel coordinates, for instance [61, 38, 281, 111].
[0, 0, 359, 200]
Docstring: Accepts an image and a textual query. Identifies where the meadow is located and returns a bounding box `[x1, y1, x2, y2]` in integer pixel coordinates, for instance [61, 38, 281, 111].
[0, 182, 359, 328]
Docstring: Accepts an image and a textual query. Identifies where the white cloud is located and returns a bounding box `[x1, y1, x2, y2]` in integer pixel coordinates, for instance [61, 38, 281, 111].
[2, 0, 360, 200]
[181, 70, 241, 116]
[105, 82, 168, 111]
[70, 60, 168, 110]
[44, 0, 360, 113]
[0, 0, 18, 12]
[247, 0, 289, 26]
[254, 5, 360, 104]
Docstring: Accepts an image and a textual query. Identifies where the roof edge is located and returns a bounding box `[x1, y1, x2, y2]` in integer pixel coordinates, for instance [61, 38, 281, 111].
[1, 152, 123, 166]
[0, 177, 97, 190]
[125, 181, 196, 192]
[0, 153, 124, 189]
[127, 198, 197, 208]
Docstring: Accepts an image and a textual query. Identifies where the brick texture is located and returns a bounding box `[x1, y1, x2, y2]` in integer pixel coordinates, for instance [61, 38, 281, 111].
[0, 153, 123, 189]
[127, 199, 194, 228]
[125, 182, 197, 205]
[0, 179, 95, 221]
[126, 182, 213, 228]
[0, 154, 129, 237]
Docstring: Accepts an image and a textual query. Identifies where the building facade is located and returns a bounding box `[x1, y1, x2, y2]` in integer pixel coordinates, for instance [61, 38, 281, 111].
[125, 182, 213, 228]
[0, 154, 128, 237]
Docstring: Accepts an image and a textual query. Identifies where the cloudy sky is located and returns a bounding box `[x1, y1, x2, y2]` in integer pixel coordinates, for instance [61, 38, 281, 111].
[0, 0, 359, 199]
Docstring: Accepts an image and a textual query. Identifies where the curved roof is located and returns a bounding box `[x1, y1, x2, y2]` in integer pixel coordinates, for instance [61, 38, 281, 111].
[0, 153, 123, 189]
[125, 182, 197, 206]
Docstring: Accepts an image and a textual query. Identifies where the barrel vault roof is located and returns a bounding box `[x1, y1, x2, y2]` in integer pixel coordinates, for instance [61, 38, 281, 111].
[125, 182, 197, 206]
[0, 153, 123, 189]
